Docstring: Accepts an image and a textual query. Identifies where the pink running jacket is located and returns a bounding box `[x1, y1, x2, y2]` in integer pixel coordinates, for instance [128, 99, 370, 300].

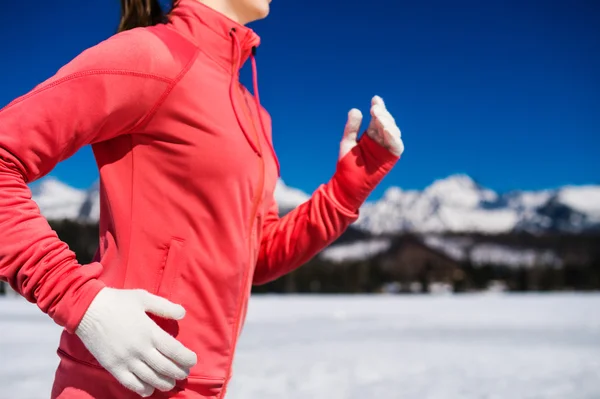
[0, 1, 399, 397]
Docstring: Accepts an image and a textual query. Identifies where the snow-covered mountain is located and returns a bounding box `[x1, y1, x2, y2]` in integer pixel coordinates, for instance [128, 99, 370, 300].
[274, 179, 310, 213]
[356, 174, 600, 234]
[30, 175, 600, 234]
[357, 175, 520, 234]
[79, 180, 101, 222]
[30, 178, 99, 222]
[30, 178, 88, 221]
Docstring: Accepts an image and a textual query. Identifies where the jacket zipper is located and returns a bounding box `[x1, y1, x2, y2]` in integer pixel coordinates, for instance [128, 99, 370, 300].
[238, 83, 265, 313]
[240, 85, 266, 239]
[222, 84, 266, 394]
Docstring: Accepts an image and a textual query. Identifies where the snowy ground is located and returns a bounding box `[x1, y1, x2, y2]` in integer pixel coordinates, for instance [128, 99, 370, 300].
[1, 294, 599, 399]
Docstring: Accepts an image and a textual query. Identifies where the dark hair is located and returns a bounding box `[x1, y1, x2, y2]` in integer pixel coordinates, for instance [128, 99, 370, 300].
[118, 0, 179, 33]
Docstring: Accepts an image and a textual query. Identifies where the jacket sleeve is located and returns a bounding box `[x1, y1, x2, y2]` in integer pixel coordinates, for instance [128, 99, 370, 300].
[253, 134, 400, 285]
[0, 31, 173, 333]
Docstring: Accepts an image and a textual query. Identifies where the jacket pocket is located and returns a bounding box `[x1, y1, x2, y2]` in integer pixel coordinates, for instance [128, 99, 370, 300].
[156, 237, 185, 300]
[173, 376, 226, 398]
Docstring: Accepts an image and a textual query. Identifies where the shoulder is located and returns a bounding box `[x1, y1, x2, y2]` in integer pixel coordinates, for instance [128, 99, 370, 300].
[53, 25, 199, 82]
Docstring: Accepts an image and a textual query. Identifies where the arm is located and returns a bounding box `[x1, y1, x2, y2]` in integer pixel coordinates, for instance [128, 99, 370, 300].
[253, 97, 403, 285]
[0, 31, 172, 333]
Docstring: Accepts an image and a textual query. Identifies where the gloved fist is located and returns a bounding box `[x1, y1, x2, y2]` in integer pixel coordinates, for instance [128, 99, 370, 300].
[339, 95, 404, 160]
[329, 95, 403, 212]
[76, 288, 197, 397]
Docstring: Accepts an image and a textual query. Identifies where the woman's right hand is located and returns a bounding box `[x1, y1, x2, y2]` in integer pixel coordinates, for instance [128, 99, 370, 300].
[75, 288, 197, 397]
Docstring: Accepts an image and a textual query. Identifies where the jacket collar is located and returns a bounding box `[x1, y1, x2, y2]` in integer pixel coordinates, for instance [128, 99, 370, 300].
[169, 0, 261, 73]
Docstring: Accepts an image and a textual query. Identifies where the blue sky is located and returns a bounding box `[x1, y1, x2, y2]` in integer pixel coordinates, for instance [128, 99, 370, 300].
[2, 0, 599, 199]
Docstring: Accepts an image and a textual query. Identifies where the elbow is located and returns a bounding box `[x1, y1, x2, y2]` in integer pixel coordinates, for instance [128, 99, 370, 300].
[252, 263, 288, 286]
[253, 260, 301, 286]
[252, 271, 277, 286]
[0, 148, 29, 183]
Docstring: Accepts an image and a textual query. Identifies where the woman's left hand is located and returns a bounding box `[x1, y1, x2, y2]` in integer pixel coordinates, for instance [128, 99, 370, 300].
[339, 95, 404, 161]
[329, 95, 403, 212]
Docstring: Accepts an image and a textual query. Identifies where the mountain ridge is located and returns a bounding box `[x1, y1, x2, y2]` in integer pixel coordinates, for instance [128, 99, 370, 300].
[29, 175, 600, 233]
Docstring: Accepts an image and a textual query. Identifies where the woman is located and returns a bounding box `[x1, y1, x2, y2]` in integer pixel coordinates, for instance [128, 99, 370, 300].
[0, 0, 404, 398]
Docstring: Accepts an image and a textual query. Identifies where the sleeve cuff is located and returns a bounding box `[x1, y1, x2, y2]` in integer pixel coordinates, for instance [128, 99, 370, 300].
[321, 182, 361, 218]
[359, 132, 402, 165]
[328, 133, 400, 211]
[54, 267, 106, 334]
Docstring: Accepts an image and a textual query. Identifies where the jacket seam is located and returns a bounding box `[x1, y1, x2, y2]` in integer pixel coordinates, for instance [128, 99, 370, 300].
[57, 348, 104, 370]
[162, 22, 232, 73]
[162, 20, 233, 75]
[122, 134, 136, 291]
[0, 70, 173, 114]
[187, 376, 227, 382]
[169, 7, 234, 44]
[58, 347, 226, 381]
[122, 47, 200, 291]
[133, 47, 201, 134]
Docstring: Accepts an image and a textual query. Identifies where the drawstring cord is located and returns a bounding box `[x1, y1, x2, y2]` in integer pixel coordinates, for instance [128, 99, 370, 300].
[250, 47, 281, 176]
[229, 28, 281, 176]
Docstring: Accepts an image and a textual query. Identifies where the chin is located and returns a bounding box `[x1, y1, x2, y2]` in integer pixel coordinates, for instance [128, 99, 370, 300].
[247, 0, 270, 22]
[254, 6, 270, 21]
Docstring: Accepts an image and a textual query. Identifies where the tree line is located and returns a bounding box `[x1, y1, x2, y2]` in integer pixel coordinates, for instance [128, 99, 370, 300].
[2, 221, 599, 295]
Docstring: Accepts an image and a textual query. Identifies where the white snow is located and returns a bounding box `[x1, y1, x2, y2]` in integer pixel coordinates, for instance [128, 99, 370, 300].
[30, 177, 86, 221]
[82, 181, 101, 222]
[357, 175, 523, 234]
[424, 174, 497, 208]
[436, 206, 518, 233]
[320, 239, 392, 263]
[2, 294, 599, 399]
[557, 186, 600, 221]
[357, 187, 420, 233]
[505, 190, 553, 211]
[29, 177, 100, 222]
[470, 244, 562, 269]
[423, 235, 473, 261]
[358, 175, 600, 234]
[423, 235, 562, 268]
[274, 179, 310, 212]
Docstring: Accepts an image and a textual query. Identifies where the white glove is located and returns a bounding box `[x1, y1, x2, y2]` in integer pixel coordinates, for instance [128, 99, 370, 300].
[75, 288, 197, 397]
[340, 95, 404, 160]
